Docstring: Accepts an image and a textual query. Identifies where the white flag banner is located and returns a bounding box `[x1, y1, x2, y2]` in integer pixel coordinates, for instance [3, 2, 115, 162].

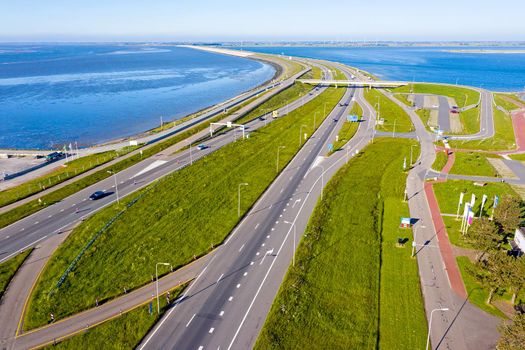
[470, 194, 476, 207]
[459, 192, 464, 205]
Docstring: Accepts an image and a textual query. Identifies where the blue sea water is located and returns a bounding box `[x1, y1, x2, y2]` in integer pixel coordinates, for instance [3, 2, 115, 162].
[0, 44, 275, 149]
[245, 46, 525, 92]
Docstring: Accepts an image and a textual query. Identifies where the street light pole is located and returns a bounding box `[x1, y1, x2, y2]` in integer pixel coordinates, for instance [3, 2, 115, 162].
[238, 183, 248, 217]
[315, 165, 325, 200]
[313, 111, 319, 129]
[426, 308, 449, 350]
[299, 124, 307, 146]
[284, 221, 296, 267]
[107, 171, 119, 204]
[156, 262, 172, 314]
[189, 142, 193, 165]
[276, 146, 285, 173]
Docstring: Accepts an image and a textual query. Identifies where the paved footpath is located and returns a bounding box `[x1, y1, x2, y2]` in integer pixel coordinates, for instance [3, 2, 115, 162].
[424, 149, 468, 299]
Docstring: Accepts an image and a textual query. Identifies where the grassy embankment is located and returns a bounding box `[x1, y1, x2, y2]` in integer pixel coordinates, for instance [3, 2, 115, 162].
[0, 249, 32, 299]
[41, 284, 187, 350]
[0, 147, 137, 209]
[450, 152, 498, 177]
[0, 78, 309, 230]
[393, 83, 480, 134]
[299, 65, 323, 80]
[255, 138, 426, 350]
[330, 102, 363, 153]
[393, 93, 413, 107]
[364, 88, 414, 133]
[24, 86, 346, 329]
[494, 93, 523, 112]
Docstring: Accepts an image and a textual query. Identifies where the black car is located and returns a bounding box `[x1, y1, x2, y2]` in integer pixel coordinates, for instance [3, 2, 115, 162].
[89, 191, 107, 200]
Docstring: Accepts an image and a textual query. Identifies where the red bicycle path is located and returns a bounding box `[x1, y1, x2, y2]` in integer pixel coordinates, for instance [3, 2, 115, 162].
[424, 149, 468, 299]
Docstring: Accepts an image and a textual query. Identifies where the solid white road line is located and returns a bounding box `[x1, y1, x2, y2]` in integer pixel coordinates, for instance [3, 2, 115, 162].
[186, 314, 196, 327]
[217, 274, 224, 284]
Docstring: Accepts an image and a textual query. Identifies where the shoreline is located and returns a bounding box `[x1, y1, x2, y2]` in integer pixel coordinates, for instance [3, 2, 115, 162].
[1, 46, 284, 152]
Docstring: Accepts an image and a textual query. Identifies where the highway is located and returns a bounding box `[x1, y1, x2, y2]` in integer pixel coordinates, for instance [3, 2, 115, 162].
[137, 69, 376, 350]
[0, 61, 334, 349]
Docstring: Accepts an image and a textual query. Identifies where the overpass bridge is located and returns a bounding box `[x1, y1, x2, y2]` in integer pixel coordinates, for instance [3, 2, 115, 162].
[297, 79, 408, 88]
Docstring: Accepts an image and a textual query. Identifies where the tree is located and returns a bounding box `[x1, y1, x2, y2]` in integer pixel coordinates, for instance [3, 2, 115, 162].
[493, 195, 522, 235]
[464, 217, 500, 262]
[478, 252, 510, 304]
[507, 257, 525, 305]
[497, 313, 525, 350]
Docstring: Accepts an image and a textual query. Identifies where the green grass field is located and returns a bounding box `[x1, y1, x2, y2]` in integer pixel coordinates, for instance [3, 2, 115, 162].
[432, 151, 448, 172]
[450, 152, 498, 177]
[393, 93, 413, 107]
[448, 108, 516, 151]
[330, 102, 363, 153]
[433, 180, 517, 215]
[0, 249, 32, 299]
[494, 94, 523, 112]
[509, 153, 525, 161]
[0, 147, 137, 209]
[299, 65, 323, 80]
[42, 284, 186, 350]
[394, 83, 480, 134]
[255, 138, 426, 350]
[24, 87, 347, 329]
[364, 89, 414, 133]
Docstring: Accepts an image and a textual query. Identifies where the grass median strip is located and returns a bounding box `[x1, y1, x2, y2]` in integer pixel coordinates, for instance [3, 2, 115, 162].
[0, 249, 32, 299]
[40, 283, 187, 350]
[24, 86, 346, 329]
[364, 88, 414, 133]
[255, 138, 426, 350]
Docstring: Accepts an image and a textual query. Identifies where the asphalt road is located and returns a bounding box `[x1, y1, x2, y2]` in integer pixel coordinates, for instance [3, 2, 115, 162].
[447, 89, 495, 140]
[137, 69, 376, 350]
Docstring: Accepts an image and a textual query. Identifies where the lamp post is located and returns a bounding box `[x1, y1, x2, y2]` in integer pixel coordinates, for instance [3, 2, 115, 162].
[276, 146, 285, 173]
[283, 221, 296, 267]
[323, 102, 328, 117]
[189, 142, 193, 165]
[426, 307, 449, 350]
[156, 262, 172, 314]
[411, 225, 419, 257]
[313, 111, 319, 129]
[107, 171, 119, 204]
[238, 183, 249, 217]
[299, 124, 307, 146]
[314, 165, 325, 200]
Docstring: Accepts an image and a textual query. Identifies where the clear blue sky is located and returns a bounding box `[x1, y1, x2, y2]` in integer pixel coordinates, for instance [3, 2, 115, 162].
[1, 0, 524, 42]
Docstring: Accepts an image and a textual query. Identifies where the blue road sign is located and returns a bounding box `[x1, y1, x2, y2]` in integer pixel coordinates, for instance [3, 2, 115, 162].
[328, 143, 334, 151]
